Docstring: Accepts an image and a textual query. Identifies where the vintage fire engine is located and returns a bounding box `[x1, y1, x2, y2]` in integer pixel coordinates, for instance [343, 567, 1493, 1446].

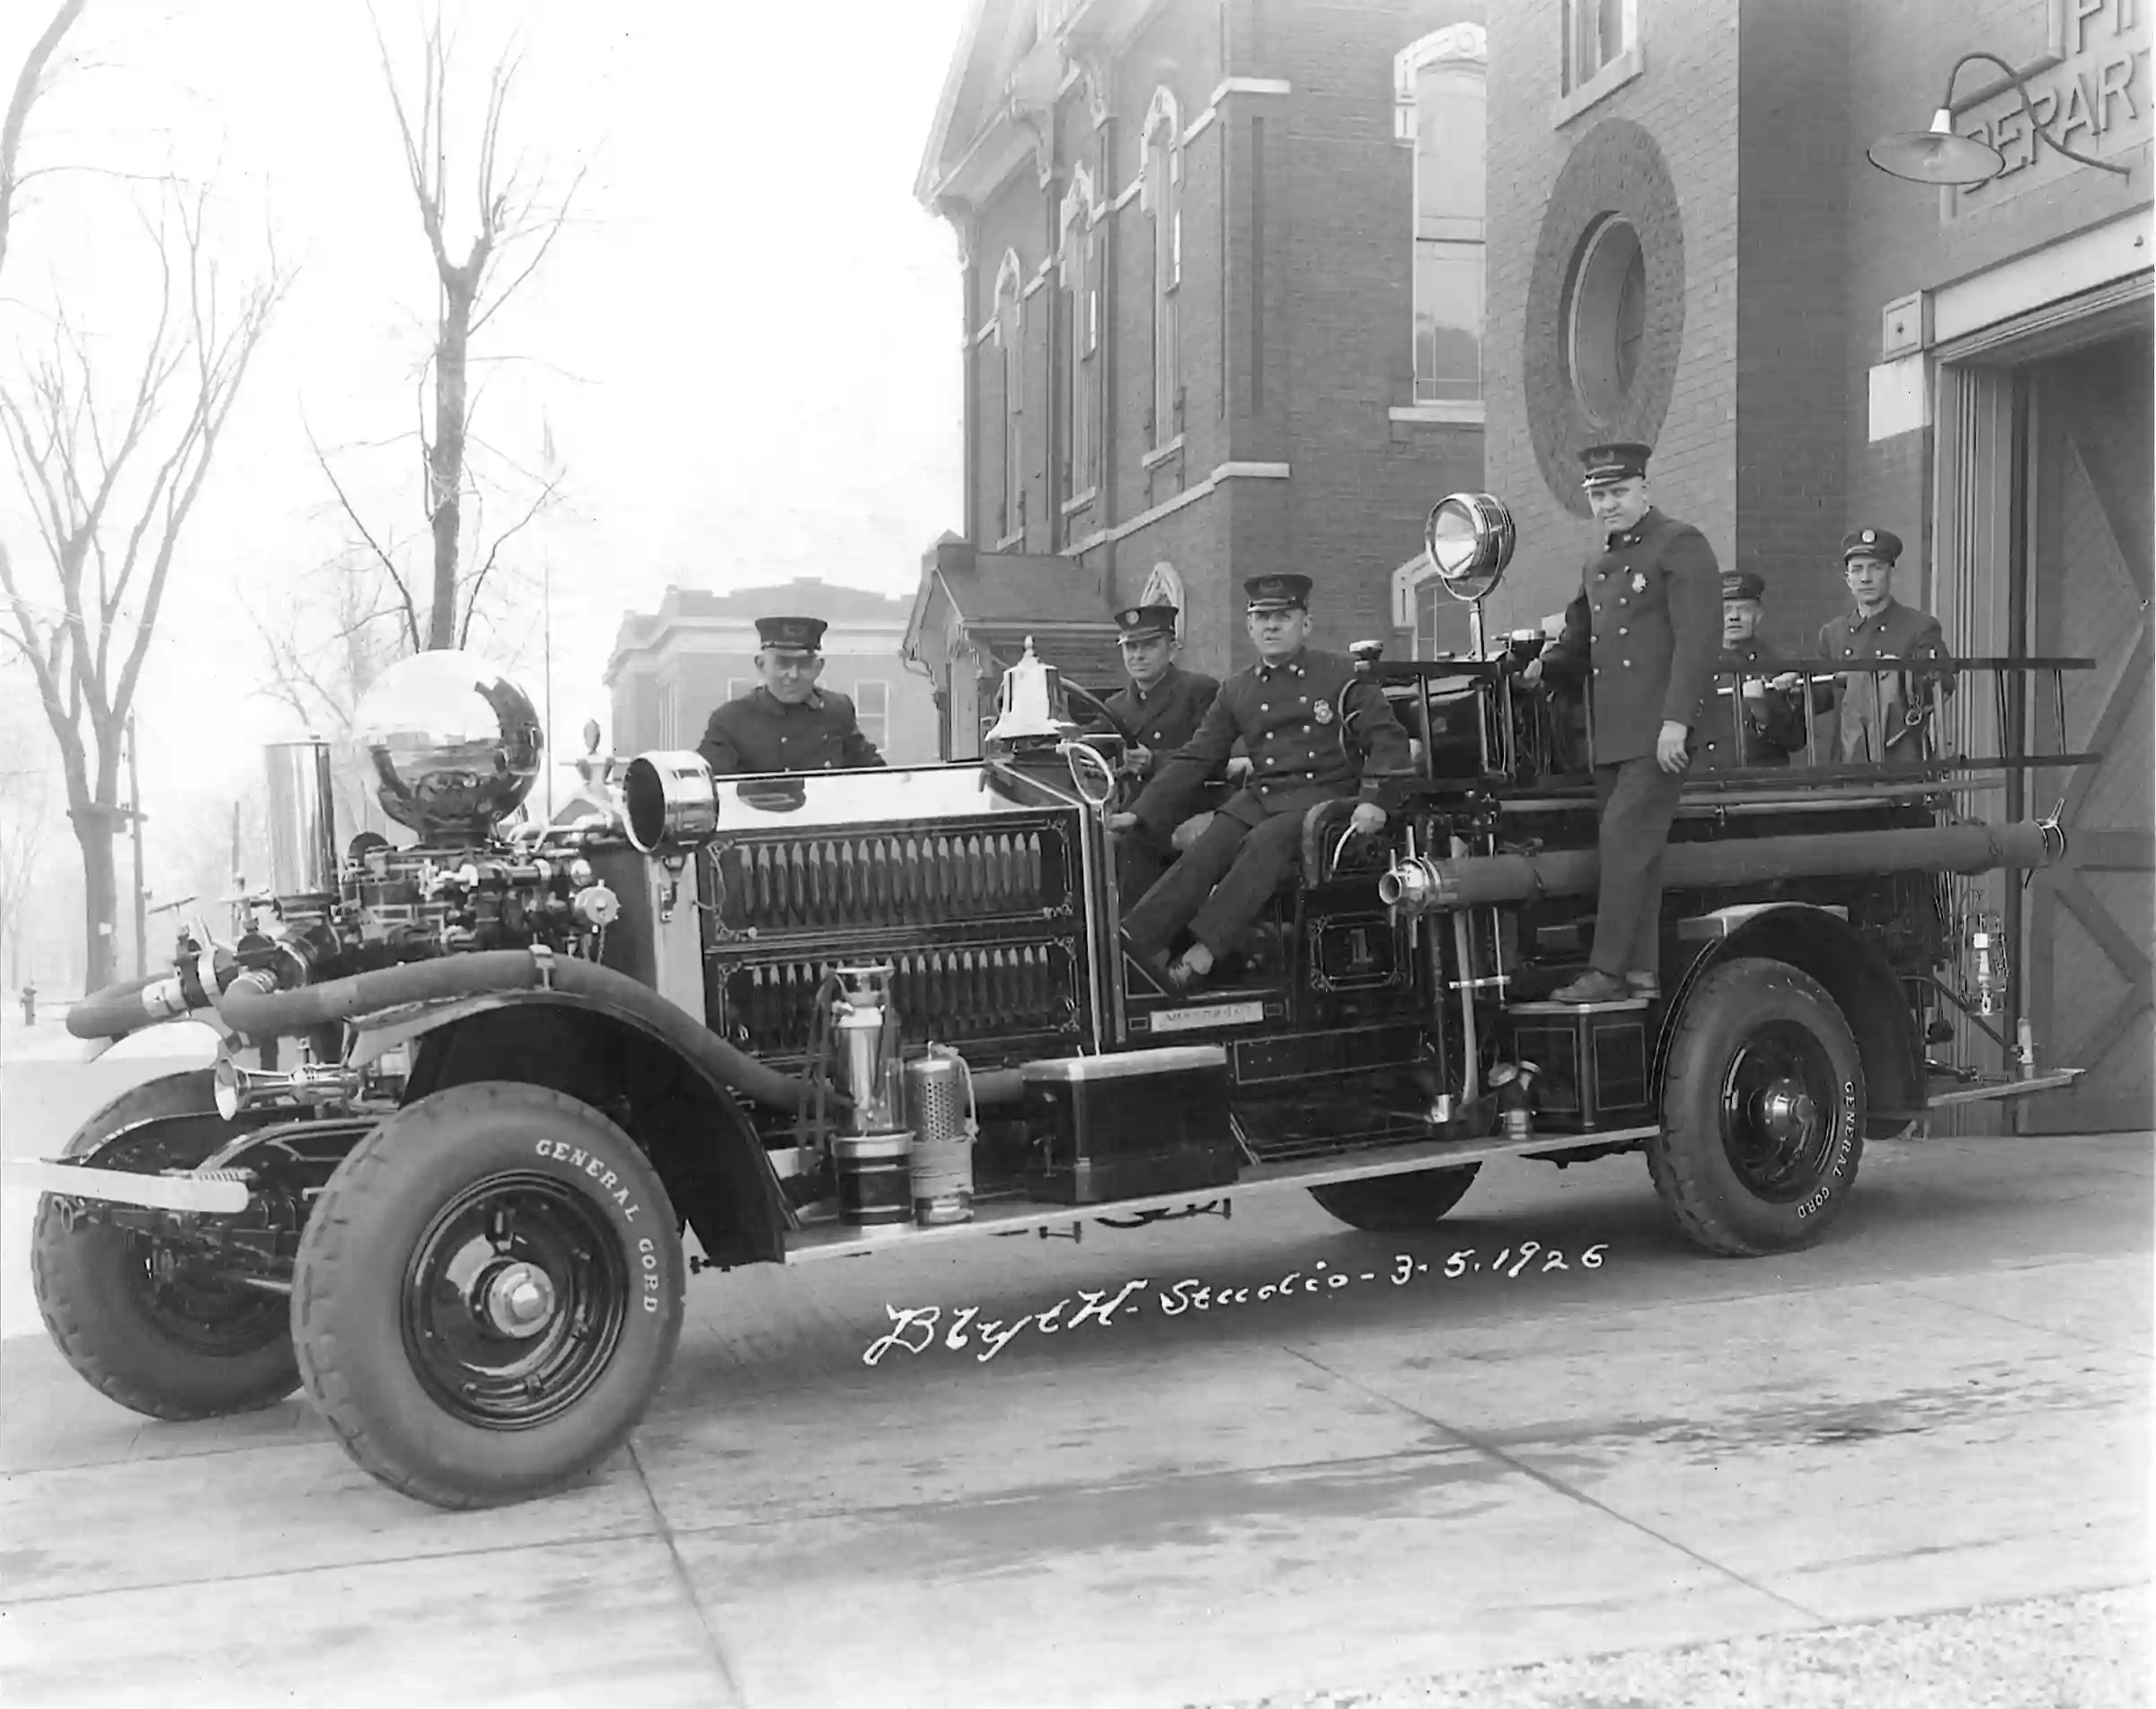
[16, 495, 2088, 1510]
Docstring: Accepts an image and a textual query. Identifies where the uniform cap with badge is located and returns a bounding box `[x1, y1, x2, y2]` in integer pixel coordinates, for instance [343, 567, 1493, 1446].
[1579, 441, 1654, 489]
[1113, 604, 1180, 642]
[1244, 574, 1312, 613]
[1721, 571, 1766, 603]
[1841, 527, 1904, 567]
[755, 615, 829, 657]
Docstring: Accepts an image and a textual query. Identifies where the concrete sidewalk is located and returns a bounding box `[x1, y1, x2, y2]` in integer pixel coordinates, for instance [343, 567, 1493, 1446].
[0, 1090, 2147, 1707]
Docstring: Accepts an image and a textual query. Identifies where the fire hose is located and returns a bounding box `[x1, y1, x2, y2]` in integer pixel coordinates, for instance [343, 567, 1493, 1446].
[72, 950, 823, 1117]
[1381, 819, 2067, 914]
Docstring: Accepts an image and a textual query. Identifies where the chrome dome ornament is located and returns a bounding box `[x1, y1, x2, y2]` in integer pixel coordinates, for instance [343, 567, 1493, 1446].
[353, 650, 544, 842]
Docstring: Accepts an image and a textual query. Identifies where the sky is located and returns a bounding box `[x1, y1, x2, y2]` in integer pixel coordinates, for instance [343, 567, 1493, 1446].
[0, 0, 972, 913]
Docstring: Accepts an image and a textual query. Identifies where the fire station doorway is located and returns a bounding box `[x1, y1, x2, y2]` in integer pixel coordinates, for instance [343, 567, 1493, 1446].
[2016, 319, 2153, 1134]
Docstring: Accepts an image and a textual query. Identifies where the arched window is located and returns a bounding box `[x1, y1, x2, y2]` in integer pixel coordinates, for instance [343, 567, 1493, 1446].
[1141, 87, 1183, 448]
[1394, 24, 1486, 408]
[1058, 169, 1101, 502]
[994, 250, 1025, 543]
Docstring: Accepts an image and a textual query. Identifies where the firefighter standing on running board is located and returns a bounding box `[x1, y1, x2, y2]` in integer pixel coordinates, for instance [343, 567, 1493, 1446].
[1523, 441, 1722, 1005]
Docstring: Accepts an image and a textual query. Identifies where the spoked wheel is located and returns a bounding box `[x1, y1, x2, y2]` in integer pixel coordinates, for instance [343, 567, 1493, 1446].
[293, 1082, 684, 1509]
[31, 1070, 301, 1420]
[1651, 958, 1867, 1256]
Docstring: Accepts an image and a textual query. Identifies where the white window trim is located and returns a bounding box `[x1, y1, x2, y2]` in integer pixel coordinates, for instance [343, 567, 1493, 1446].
[1141, 434, 1186, 472]
[994, 251, 1025, 545]
[1396, 26, 1488, 412]
[1554, 0, 1643, 127]
[1058, 167, 1102, 502]
[1142, 87, 1185, 454]
[1393, 22, 1487, 140]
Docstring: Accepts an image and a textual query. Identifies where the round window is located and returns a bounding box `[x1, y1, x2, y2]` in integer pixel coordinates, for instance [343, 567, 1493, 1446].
[1565, 217, 1648, 426]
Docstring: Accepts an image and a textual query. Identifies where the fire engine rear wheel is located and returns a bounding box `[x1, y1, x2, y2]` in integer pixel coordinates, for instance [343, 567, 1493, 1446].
[31, 1070, 301, 1421]
[1652, 958, 1866, 1256]
[291, 1082, 685, 1510]
[1308, 1165, 1480, 1232]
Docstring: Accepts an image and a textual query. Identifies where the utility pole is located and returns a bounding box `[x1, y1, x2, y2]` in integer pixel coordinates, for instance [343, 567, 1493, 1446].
[128, 713, 146, 978]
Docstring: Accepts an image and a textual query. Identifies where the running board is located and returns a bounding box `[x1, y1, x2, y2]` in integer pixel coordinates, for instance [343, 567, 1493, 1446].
[1870, 1067, 2084, 1122]
[782, 1123, 1659, 1263]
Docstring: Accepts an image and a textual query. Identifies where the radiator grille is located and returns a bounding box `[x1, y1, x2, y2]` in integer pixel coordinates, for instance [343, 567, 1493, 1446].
[721, 944, 1079, 1055]
[712, 829, 1062, 933]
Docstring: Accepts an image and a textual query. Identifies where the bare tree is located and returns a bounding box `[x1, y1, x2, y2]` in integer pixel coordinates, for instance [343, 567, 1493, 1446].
[0, 183, 287, 989]
[367, 2, 584, 651]
[0, 0, 88, 287]
[0, 709, 55, 987]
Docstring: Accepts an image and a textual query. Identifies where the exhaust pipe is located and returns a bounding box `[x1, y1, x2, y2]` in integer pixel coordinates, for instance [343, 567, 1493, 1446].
[1382, 819, 2068, 916]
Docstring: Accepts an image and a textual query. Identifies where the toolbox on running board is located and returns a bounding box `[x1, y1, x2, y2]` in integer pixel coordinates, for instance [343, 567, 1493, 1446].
[1021, 1045, 1241, 1203]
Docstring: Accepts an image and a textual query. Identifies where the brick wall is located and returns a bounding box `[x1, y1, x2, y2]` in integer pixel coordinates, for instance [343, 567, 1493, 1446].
[1732, 0, 1852, 658]
[1272, 1, 1489, 655]
[1484, 0, 1741, 638]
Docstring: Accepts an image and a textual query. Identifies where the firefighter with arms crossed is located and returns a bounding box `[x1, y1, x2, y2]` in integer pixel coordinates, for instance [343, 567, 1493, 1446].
[695, 616, 886, 775]
[1108, 574, 1412, 991]
[1099, 602, 1219, 903]
[1524, 442, 1722, 1004]
[1695, 571, 1806, 770]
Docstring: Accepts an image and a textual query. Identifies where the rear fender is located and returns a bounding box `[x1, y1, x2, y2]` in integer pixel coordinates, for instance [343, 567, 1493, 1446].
[377, 993, 788, 1267]
[1657, 906, 1922, 1137]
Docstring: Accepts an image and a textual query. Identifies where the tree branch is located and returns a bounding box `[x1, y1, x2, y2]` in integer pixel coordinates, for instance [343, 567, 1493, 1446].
[0, 0, 88, 285]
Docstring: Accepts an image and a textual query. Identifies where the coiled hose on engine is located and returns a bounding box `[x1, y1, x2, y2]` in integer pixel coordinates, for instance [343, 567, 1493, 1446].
[73, 951, 821, 1116]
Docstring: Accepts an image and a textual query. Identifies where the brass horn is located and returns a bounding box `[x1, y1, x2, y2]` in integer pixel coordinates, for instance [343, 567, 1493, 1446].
[214, 1052, 362, 1120]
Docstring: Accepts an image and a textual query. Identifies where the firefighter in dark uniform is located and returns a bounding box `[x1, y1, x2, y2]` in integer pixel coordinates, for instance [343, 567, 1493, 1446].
[1524, 442, 1722, 1004]
[1696, 570, 1805, 771]
[695, 616, 887, 775]
[1099, 603, 1220, 905]
[1800, 527, 1955, 762]
[1108, 573, 1413, 991]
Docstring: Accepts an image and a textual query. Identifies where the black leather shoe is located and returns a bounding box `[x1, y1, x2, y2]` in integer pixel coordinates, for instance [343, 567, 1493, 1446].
[1624, 971, 1660, 1000]
[1551, 969, 1630, 1005]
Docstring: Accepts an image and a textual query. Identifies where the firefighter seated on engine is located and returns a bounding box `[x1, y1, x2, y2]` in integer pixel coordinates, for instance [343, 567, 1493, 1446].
[1108, 573, 1413, 993]
[695, 616, 887, 776]
[1098, 604, 1219, 904]
[1696, 571, 1806, 771]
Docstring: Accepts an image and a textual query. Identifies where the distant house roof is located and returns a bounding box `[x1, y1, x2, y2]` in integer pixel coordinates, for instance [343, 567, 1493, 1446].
[606, 577, 912, 680]
[906, 538, 1125, 694]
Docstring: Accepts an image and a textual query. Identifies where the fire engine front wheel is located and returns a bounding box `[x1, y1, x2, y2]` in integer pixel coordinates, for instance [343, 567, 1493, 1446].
[1652, 959, 1867, 1257]
[31, 1070, 301, 1421]
[1308, 1164, 1480, 1232]
[291, 1082, 685, 1510]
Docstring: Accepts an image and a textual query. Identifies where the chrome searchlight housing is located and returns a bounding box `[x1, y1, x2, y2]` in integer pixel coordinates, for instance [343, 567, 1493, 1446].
[1423, 491, 1517, 604]
[624, 752, 720, 854]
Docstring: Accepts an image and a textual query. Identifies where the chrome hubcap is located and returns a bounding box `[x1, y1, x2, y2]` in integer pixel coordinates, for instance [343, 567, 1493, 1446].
[480, 1261, 557, 1338]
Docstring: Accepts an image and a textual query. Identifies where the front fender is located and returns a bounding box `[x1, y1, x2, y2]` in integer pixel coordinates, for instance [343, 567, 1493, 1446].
[368, 992, 790, 1268]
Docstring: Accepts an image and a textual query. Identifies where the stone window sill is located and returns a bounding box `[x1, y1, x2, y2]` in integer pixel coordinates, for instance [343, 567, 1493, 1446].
[1552, 43, 1643, 128]
[1141, 435, 1186, 472]
[994, 528, 1025, 552]
[1061, 485, 1100, 517]
[1390, 402, 1486, 425]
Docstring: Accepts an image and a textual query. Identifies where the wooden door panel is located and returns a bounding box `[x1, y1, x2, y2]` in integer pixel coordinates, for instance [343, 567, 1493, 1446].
[2021, 328, 2153, 1135]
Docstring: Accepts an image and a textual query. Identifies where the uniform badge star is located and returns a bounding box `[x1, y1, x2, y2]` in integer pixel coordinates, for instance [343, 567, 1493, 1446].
[1312, 700, 1334, 725]
[1630, 572, 1648, 593]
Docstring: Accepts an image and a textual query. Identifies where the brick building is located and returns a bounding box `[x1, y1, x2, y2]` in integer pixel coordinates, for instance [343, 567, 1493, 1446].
[605, 579, 939, 766]
[906, 0, 1491, 758]
[1478, 0, 2150, 1131]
